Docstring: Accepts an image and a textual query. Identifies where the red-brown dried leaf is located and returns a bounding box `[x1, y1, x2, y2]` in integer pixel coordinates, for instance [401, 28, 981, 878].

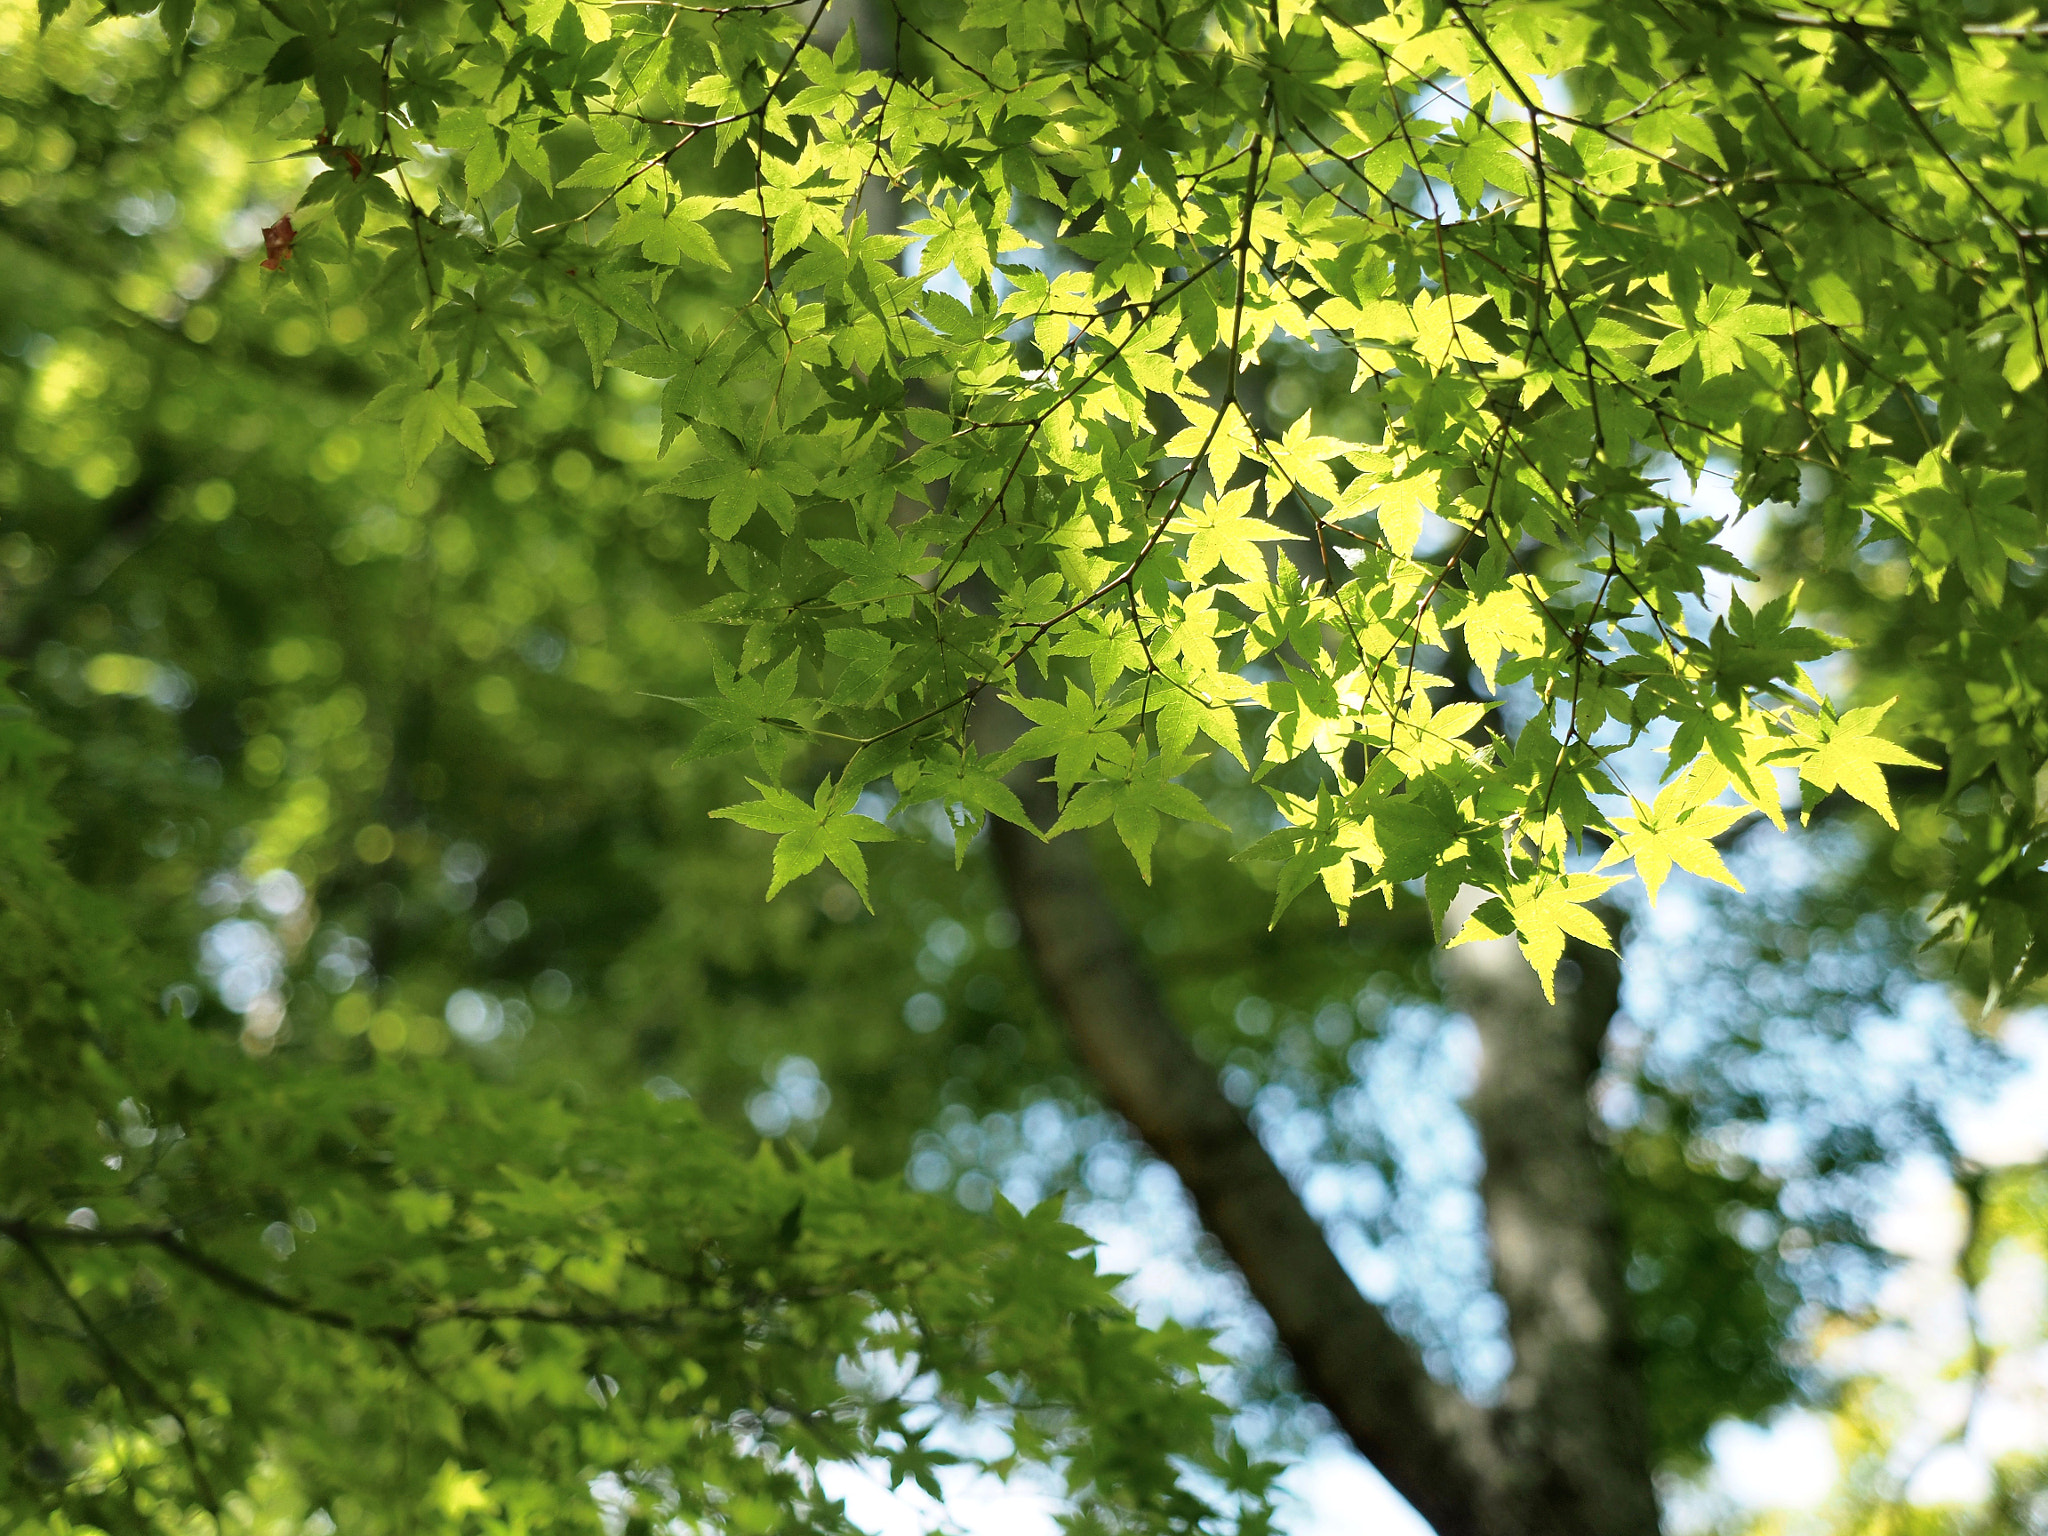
[260, 215, 296, 271]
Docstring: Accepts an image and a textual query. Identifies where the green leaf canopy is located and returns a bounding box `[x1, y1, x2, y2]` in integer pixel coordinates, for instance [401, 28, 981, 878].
[109, 0, 2042, 995]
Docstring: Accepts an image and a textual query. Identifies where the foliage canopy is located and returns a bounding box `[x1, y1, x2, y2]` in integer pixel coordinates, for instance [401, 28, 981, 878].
[1, 681, 1275, 1530]
[134, 0, 2048, 1000]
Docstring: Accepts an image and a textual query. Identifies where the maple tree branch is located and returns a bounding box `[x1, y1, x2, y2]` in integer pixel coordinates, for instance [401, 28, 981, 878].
[4, 1224, 217, 1508]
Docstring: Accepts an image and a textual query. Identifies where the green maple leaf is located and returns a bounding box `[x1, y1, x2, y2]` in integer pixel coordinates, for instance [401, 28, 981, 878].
[1445, 552, 1550, 689]
[567, 299, 619, 387]
[823, 628, 898, 708]
[1449, 134, 1529, 208]
[1595, 784, 1752, 906]
[357, 356, 431, 421]
[1794, 699, 1932, 830]
[1004, 684, 1140, 791]
[1409, 291, 1490, 369]
[1885, 452, 2036, 604]
[1649, 285, 1789, 380]
[1264, 413, 1347, 505]
[909, 195, 1003, 287]
[678, 654, 804, 772]
[668, 427, 816, 539]
[898, 756, 1037, 867]
[357, 359, 499, 480]
[1174, 485, 1290, 582]
[615, 195, 730, 270]
[398, 385, 496, 479]
[1941, 466, 2035, 604]
[1048, 754, 1227, 882]
[1154, 682, 1248, 767]
[1335, 464, 1439, 558]
[1696, 588, 1835, 706]
[710, 778, 894, 906]
[1450, 871, 1620, 1003]
[1360, 791, 1465, 887]
[813, 528, 938, 606]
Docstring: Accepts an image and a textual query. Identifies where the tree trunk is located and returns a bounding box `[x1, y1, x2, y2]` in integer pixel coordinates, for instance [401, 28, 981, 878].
[987, 782, 1661, 1535]
[1443, 925, 1660, 1535]
[987, 783, 1497, 1536]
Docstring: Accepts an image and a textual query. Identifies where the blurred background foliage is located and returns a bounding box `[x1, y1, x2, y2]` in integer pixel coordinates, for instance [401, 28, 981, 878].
[1, 0, 2045, 1529]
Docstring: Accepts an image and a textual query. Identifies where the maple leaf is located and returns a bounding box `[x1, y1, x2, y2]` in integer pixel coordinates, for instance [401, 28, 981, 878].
[667, 427, 817, 539]
[1049, 753, 1226, 882]
[897, 754, 1036, 867]
[1792, 699, 1932, 829]
[1154, 681, 1248, 767]
[710, 778, 894, 906]
[1264, 412, 1347, 505]
[1649, 285, 1789, 379]
[1173, 485, 1290, 582]
[813, 527, 938, 608]
[677, 654, 805, 774]
[1162, 402, 1260, 500]
[1595, 784, 1753, 906]
[357, 353, 502, 479]
[260, 214, 297, 271]
[1878, 450, 2036, 604]
[1450, 871, 1620, 1003]
[1409, 291, 1491, 368]
[398, 384, 497, 478]
[1665, 697, 1811, 831]
[1004, 683, 1140, 792]
[1334, 458, 1440, 558]
[614, 196, 731, 271]
[1695, 589, 1834, 706]
[1445, 553, 1550, 688]
[910, 194, 1001, 288]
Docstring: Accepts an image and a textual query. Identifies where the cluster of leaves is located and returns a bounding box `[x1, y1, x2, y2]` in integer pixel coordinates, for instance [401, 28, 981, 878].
[0, 0, 1020, 1144]
[109, 0, 2047, 999]
[0, 682, 1274, 1535]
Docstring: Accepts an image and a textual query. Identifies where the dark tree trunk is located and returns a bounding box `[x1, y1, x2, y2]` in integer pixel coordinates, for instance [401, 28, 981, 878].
[987, 777, 1661, 1535]
[1443, 930, 1661, 1535]
[988, 780, 1496, 1536]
